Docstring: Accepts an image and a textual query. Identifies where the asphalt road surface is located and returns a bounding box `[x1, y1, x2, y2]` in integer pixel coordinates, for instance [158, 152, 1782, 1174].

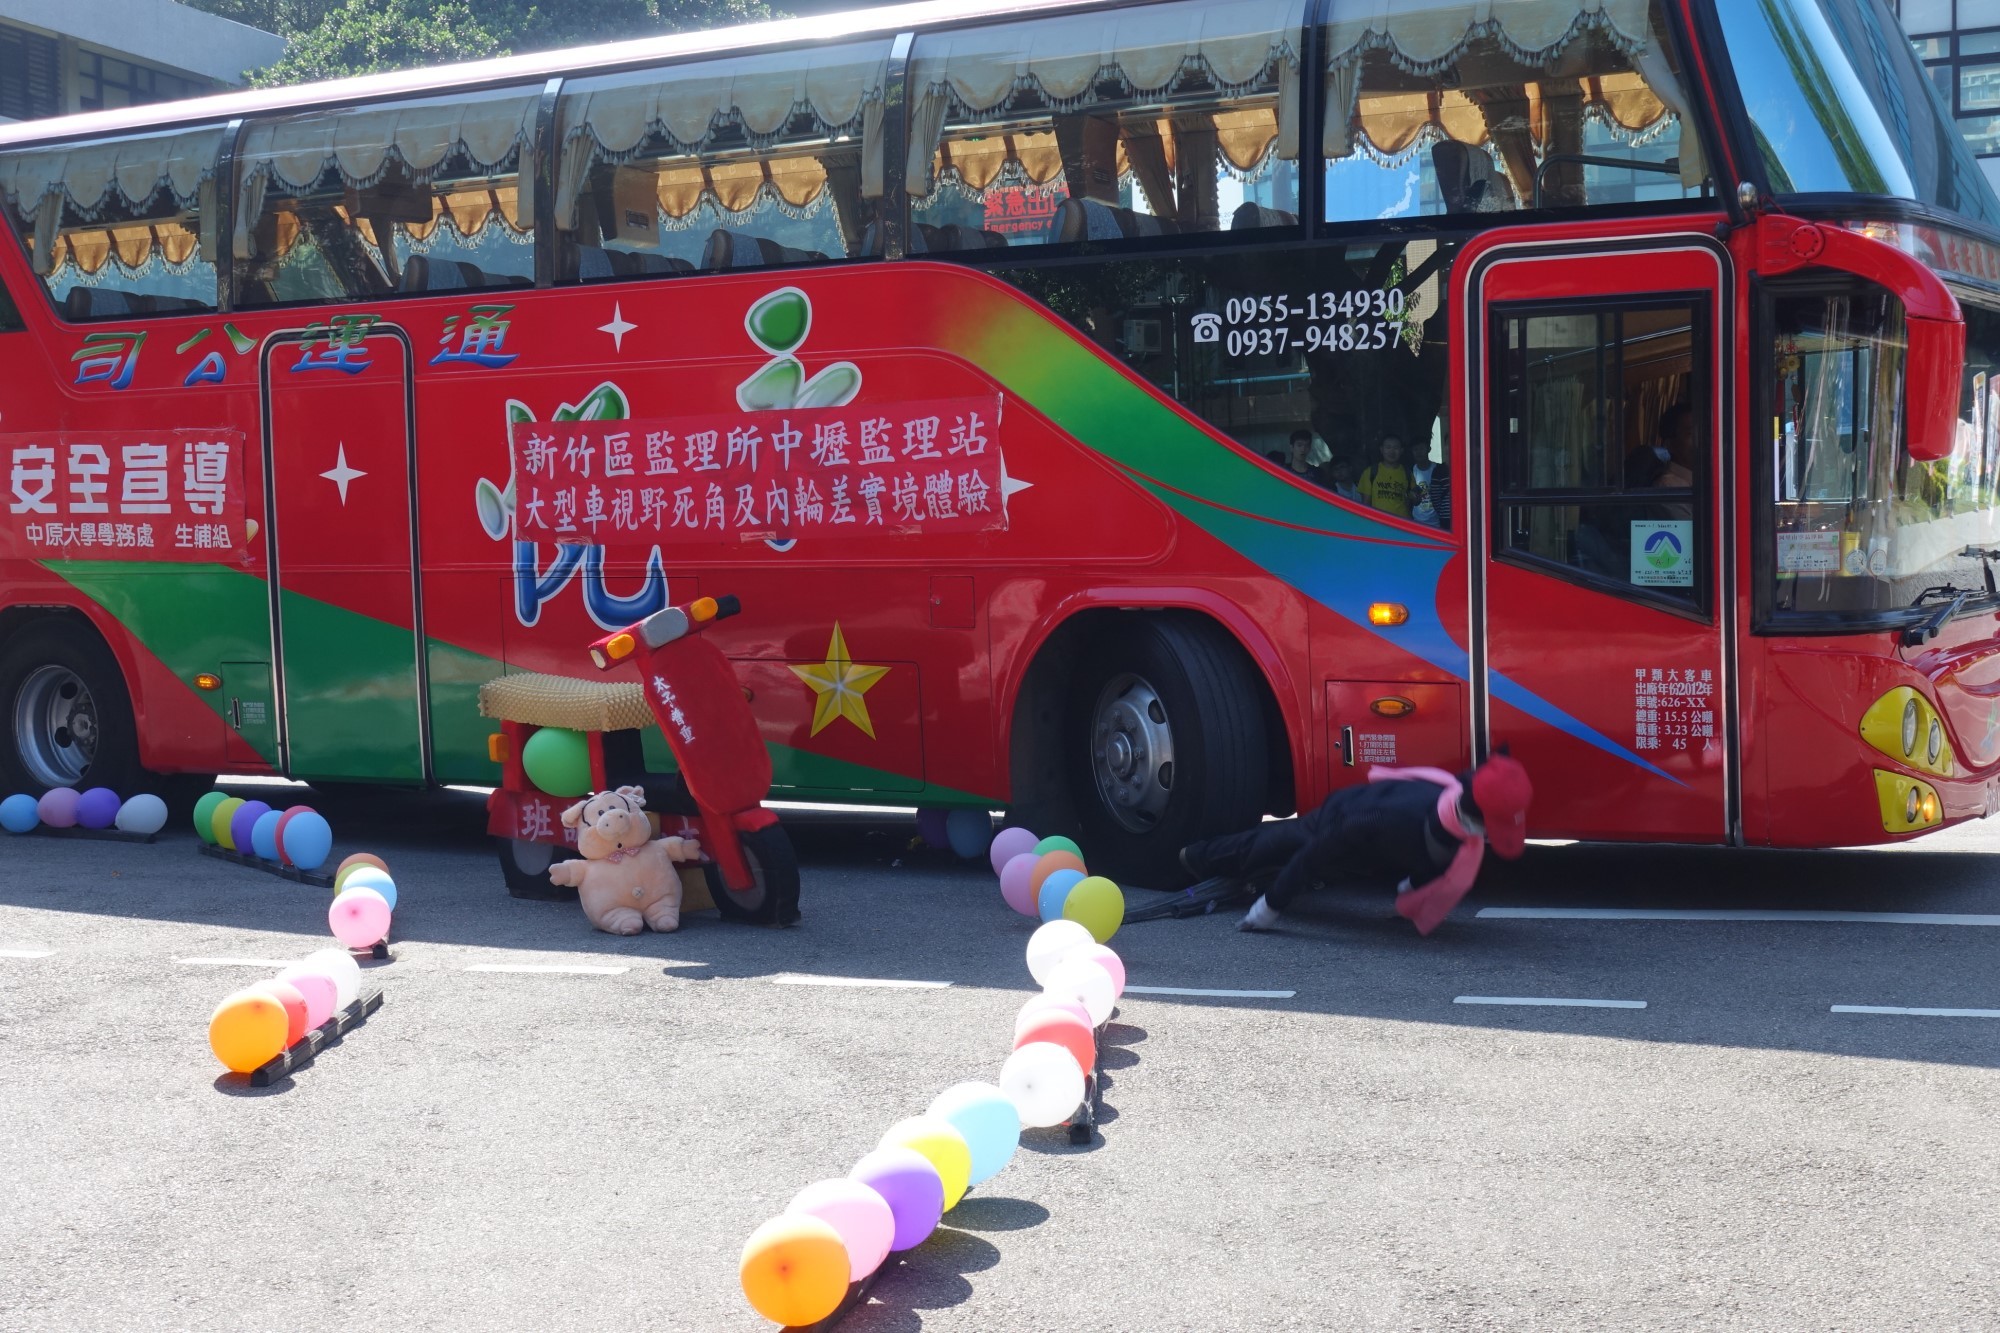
[4, 785, 1999, 1332]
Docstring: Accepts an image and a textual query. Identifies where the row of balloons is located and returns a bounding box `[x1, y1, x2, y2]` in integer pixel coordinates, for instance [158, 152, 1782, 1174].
[1, 787, 168, 836]
[208, 947, 366, 1073]
[989, 827, 1125, 943]
[193, 791, 336, 872]
[739, 893, 1128, 1325]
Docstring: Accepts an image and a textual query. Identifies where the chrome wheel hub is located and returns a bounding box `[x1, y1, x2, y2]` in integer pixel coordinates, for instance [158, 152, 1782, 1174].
[1090, 672, 1175, 833]
[15, 664, 98, 787]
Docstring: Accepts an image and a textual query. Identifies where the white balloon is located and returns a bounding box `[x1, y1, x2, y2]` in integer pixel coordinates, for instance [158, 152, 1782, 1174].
[1013, 992, 1091, 1043]
[1000, 1041, 1087, 1129]
[113, 793, 168, 835]
[1024, 919, 1093, 986]
[299, 947, 361, 1011]
[1044, 956, 1116, 1027]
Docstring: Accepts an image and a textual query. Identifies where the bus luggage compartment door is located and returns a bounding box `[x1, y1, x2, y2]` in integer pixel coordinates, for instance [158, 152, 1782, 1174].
[1325, 681, 1466, 793]
[260, 329, 427, 782]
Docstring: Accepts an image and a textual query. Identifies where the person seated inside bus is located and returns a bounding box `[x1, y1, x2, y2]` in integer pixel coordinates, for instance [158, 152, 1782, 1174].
[1625, 403, 1696, 490]
[1327, 453, 1362, 503]
[1357, 434, 1415, 518]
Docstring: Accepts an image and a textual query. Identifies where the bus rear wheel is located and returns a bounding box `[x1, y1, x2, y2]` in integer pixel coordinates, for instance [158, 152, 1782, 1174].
[0, 621, 141, 796]
[1062, 616, 1270, 886]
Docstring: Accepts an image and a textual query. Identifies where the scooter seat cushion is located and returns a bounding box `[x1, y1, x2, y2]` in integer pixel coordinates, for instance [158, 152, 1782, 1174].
[478, 672, 657, 733]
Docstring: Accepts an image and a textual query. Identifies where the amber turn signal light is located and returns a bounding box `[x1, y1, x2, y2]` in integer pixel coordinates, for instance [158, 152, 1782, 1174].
[690, 596, 719, 622]
[193, 673, 221, 691]
[487, 733, 510, 763]
[1370, 696, 1416, 718]
[1367, 602, 1409, 627]
[605, 632, 635, 661]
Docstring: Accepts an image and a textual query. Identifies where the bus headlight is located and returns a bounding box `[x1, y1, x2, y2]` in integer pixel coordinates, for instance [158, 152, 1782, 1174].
[1860, 687, 1955, 777]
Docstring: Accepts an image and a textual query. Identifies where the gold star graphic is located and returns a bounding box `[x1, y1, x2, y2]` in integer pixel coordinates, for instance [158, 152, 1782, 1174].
[790, 623, 890, 738]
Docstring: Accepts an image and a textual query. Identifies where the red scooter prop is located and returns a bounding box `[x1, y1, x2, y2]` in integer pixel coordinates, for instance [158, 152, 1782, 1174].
[588, 594, 800, 925]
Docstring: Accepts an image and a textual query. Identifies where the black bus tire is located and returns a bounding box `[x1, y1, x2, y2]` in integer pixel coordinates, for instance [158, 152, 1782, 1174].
[1062, 616, 1271, 886]
[705, 823, 801, 926]
[0, 620, 142, 796]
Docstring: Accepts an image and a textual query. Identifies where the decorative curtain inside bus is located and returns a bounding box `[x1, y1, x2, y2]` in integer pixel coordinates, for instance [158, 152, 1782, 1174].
[0, 126, 223, 315]
[233, 86, 541, 303]
[905, 0, 1305, 249]
[552, 40, 890, 274]
[1321, 0, 1701, 220]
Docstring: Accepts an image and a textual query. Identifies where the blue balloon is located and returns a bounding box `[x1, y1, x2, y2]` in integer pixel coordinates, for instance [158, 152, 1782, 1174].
[1038, 868, 1085, 922]
[281, 810, 333, 871]
[342, 866, 397, 911]
[927, 1082, 1021, 1186]
[250, 810, 283, 860]
[945, 808, 992, 860]
[0, 793, 39, 834]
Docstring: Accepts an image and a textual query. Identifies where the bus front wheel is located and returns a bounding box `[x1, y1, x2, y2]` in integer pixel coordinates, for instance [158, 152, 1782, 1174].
[0, 620, 142, 797]
[1062, 617, 1270, 886]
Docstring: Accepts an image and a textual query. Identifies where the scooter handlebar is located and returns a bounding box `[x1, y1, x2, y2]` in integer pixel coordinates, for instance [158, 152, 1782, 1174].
[587, 595, 741, 671]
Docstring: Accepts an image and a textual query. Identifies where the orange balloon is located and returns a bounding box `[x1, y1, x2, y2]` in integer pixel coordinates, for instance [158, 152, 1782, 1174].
[250, 979, 308, 1046]
[739, 1214, 850, 1327]
[334, 853, 389, 892]
[1028, 851, 1086, 895]
[1014, 1009, 1094, 1081]
[208, 990, 289, 1074]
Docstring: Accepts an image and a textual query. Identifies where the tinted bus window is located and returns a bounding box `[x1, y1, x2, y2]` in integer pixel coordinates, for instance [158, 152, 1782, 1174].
[906, 0, 1305, 252]
[0, 126, 223, 319]
[554, 41, 891, 278]
[0, 277, 20, 331]
[233, 86, 540, 306]
[1321, 0, 1701, 222]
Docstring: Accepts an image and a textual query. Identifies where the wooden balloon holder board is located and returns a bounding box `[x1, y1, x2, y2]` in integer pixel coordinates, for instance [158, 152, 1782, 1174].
[20, 824, 161, 844]
[249, 985, 384, 1087]
[197, 841, 337, 889]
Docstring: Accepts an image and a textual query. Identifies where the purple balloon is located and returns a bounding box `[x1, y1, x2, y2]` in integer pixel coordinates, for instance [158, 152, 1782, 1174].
[229, 800, 273, 857]
[75, 787, 120, 830]
[849, 1146, 943, 1252]
[914, 808, 949, 850]
[989, 825, 1038, 876]
[37, 787, 79, 829]
[999, 851, 1041, 916]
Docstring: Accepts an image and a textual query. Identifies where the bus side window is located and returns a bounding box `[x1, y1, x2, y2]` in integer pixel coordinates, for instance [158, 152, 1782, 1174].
[905, 0, 1304, 252]
[0, 277, 21, 332]
[552, 40, 892, 281]
[232, 86, 541, 307]
[0, 127, 224, 320]
[1321, 0, 1704, 223]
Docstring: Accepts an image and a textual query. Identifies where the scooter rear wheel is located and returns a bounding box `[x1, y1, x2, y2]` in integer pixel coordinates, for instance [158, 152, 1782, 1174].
[497, 836, 581, 901]
[704, 824, 800, 925]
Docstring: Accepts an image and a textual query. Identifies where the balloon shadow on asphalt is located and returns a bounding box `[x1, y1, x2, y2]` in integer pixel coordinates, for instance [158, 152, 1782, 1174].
[943, 1196, 1049, 1232]
[800, 1227, 1001, 1331]
[211, 1072, 290, 1096]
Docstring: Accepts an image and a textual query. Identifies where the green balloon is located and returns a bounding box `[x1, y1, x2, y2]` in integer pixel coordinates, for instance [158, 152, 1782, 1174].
[522, 727, 593, 798]
[193, 791, 226, 845]
[1033, 835, 1082, 859]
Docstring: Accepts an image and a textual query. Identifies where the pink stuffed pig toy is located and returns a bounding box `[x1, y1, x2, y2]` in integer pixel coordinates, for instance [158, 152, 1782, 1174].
[548, 786, 702, 934]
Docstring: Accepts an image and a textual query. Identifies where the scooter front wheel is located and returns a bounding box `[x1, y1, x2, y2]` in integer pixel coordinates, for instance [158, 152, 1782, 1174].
[497, 836, 581, 901]
[704, 823, 800, 926]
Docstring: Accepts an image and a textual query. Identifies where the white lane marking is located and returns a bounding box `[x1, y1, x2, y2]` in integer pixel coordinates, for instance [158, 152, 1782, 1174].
[464, 963, 629, 975]
[1831, 1005, 2000, 1018]
[0, 948, 55, 959]
[1455, 995, 1647, 1009]
[1478, 907, 2000, 926]
[772, 974, 952, 989]
[178, 957, 295, 967]
[1123, 985, 1297, 999]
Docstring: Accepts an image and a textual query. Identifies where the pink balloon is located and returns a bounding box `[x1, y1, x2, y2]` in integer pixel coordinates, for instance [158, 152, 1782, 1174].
[988, 826, 1039, 876]
[999, 852, 1041, 916]
[275, 966, 337, 1029]
[787, 1177, 896, 1280]
[1070, 943, 1125, 997]
[328, 886, 391, 949]
[1014, 992, 1091, 1043]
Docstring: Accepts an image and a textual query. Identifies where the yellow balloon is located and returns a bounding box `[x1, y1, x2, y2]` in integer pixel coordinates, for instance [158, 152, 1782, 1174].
[1062, 875, 1125, 943]
[210, 797, 245, 851]
[880, 1115, 972, 1210]
[208, 990, 288, 1073]
[739, 1214, 850, 1327]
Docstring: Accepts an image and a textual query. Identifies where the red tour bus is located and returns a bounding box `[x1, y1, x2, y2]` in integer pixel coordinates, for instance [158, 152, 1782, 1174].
[4, 0, 2000, 887]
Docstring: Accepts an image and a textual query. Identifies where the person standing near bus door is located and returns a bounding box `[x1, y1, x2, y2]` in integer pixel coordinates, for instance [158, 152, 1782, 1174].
[1177, 753, 1533, 935]
[1357, 434, 1415, 518]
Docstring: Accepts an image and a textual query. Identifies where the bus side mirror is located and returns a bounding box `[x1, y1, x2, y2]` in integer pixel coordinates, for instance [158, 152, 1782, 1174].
[1757, 216, 1964, 462]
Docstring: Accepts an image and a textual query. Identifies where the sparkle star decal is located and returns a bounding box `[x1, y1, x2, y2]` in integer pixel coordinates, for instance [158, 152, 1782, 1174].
[598, 303, 637, 353]
[790, 623, 890, 739]
[319, 443, 366, 504]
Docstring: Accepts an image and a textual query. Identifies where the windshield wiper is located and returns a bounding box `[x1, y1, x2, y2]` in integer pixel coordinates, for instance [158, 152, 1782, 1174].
[1965, 546, 2000, 598]
[1904, 585, 1974, 647]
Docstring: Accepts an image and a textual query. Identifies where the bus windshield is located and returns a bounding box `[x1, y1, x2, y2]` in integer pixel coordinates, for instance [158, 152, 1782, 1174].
[1714, 0, 2000, 228]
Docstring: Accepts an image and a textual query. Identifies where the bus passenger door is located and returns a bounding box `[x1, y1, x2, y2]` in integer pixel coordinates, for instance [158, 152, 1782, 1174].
[260, 328, 427, 782]
[1468, 240, 1736, 842]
